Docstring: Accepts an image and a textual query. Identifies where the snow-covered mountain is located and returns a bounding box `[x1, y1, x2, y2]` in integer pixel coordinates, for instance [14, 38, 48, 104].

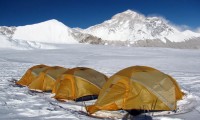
[83, 10, 200, 43]
[1, 10, 200, 49]
[12, 19, 79, 44]
[0, 19, 103, 46]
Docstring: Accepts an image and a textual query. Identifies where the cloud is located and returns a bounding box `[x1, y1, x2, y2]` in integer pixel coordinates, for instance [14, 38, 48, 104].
[172, 24, 192, 32]
[195, 27, 200, 33]
[147, 14, 168, 23]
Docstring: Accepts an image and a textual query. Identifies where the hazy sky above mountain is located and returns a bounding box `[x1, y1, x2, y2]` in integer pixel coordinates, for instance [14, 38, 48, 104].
[0, 0, 199, 30]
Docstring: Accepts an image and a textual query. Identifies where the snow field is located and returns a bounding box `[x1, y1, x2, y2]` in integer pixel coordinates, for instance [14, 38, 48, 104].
[0, 44, 200, 119]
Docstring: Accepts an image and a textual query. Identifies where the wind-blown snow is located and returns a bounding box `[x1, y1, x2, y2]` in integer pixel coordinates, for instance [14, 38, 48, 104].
[12, 19, 79, 44]
[0, 44, 200, 119]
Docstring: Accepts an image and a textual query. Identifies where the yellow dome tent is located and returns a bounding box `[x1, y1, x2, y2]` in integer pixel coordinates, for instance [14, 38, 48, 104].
[53, 67, 108, 101]
[86, 66, 184, 114]
[28, 66, 68, 92]
[16, 64, 49, 86]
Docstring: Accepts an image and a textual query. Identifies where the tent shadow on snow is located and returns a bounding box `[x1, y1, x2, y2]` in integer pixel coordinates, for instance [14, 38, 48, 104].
[122, 114, 153, 120]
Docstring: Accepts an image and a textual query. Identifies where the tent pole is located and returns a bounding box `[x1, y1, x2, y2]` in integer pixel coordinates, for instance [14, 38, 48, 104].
[152, 98, 158, 116]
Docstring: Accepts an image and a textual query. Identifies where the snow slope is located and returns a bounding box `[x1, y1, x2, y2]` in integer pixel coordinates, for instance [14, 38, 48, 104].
[0, 45, 200, 119]
[84, 10, 200, 42]
[166, 30, 200, 42]
[12, 19, 79, 44]
[0, 34, 56, 50]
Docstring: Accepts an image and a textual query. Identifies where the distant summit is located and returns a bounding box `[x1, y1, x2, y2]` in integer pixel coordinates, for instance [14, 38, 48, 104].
[84, 10, 200, 42]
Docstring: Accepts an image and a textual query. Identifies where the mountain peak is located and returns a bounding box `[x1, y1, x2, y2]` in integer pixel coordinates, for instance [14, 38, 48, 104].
[26, 19, 72, 30]
[112, 9, 144, 20]
[122, 9, 138, 15]
[39, 19, 65, 26]
[45, 19, 60, 23]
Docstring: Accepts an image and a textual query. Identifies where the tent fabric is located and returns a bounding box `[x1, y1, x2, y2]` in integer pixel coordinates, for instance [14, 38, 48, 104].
[86, 66, 184, 114]
[28, 66, 68, 91]
[53, 67, 108, 101]
[16, 64, 49, 86]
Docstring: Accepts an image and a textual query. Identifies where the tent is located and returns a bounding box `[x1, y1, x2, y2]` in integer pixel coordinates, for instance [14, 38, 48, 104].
[86, 66, 184, 114]
[16, 64, 49, 86]
[28, 66, 68, 92]
[53, 67, 108, 101]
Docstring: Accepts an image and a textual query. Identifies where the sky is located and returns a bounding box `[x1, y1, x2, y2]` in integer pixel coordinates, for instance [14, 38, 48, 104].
[0, 0, 200, 30]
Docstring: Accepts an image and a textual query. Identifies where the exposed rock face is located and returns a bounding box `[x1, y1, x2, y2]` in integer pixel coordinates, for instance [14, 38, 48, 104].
[0, 26, 16, 38]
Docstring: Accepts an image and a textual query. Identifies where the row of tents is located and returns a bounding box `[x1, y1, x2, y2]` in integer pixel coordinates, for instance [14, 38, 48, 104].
[16, 64, 184, 115]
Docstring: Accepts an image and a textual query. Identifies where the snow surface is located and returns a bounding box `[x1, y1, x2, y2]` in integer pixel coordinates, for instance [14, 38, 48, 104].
[0, 34, 57, 50]
[0, 44, 200, 119]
